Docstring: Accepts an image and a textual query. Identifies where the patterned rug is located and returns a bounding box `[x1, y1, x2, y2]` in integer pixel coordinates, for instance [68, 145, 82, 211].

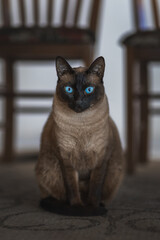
[0, 161, 160, 240]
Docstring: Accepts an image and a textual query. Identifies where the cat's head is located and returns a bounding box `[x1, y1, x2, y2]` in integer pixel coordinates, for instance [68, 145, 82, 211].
[55, 56, 105, 113]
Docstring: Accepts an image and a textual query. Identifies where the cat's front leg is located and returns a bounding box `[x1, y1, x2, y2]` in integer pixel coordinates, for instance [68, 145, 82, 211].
[88, 160, 107, 207]
[63, 166, 83, 206]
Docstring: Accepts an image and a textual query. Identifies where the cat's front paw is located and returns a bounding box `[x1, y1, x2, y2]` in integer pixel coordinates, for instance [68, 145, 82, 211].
[88, 196, 100, 208]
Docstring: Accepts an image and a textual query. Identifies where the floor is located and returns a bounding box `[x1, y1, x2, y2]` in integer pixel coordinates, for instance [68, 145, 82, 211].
[0, 161, 160, 240]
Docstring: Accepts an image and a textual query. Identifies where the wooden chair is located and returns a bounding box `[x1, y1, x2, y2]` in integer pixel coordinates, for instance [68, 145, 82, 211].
[0, 0, 103, 162]
[121, 0, 160, 173]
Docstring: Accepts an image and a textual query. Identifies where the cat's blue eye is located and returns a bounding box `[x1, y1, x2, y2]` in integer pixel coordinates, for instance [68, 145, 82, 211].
[85, 86, 94, 94]
[65, 86, 73, 93]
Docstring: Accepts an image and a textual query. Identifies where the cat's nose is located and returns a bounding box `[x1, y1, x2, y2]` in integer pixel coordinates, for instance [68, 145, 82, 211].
[74, 100, 83, 112]
[76, 100, 83, 106]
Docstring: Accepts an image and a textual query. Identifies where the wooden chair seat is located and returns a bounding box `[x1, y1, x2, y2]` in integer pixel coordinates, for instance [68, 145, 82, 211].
[122, 30, 160, 47]
[0, 27, 95, 44]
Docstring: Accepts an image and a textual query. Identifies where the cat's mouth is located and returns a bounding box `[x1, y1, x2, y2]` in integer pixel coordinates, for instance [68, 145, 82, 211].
[72, 106, 85, 113]
[68, 102, 95, 113]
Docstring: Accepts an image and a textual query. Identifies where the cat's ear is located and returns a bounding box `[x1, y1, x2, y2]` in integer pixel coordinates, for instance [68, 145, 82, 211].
[56, 56, 73, 78]
[87, 56, 105, 79]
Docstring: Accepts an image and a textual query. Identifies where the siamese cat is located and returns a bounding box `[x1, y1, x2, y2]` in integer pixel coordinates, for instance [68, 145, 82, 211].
[35, 56, 124, 215]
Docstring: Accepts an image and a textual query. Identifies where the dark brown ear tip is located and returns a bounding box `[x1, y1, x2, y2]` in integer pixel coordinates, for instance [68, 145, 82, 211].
[56, 56, 65, 63]
[90, 56, 105, 68]
[97, 56, 105, 64]
[55, 56, 73, 77]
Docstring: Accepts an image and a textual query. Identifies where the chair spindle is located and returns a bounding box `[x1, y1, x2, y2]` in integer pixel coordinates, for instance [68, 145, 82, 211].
[18, 0, 26, 26]
[2, 0, 11, 26]
[33, 0, 39, 26]
[74, 0, 82, 26]
[133, 0, 141, 30]
[62, 0, 69, 26]
[90, 0, 101, 33]
[151, 0, 159, 29]
[47, 0, 54, 26]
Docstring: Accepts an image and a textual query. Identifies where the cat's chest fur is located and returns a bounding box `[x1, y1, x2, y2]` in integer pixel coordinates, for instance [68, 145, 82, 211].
[53, 95, 110, 171]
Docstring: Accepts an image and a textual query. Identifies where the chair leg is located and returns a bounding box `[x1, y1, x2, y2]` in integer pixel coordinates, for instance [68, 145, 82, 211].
[83, 48, 94, 67]
[84, 57, 93, 67]
[139, 62, 148, 164]
[126, 48, 135, 174]
[3, 59, 14, 162]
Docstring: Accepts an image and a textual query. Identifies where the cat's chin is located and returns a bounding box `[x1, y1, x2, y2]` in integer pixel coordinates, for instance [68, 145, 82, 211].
[69, 105, 95, 113]
[73, 109, 85, 113]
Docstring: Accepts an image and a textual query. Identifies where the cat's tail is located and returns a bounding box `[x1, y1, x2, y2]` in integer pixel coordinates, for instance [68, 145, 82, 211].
[40, 197, 107, 216]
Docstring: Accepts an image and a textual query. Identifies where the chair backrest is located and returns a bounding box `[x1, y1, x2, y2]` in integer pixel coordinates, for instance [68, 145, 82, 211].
[133, 0, 160, 30]
[0, 0, 102, 33]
